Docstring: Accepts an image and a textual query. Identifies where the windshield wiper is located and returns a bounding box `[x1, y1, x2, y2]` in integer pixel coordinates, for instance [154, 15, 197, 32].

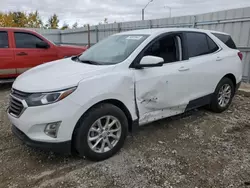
[79, 59, 100, 65]
[71, 55, 81, 62]
[72, 56, 100, 65]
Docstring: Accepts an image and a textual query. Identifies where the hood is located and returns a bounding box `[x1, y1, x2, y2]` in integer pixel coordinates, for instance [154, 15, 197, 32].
[13, 58, 113, 93]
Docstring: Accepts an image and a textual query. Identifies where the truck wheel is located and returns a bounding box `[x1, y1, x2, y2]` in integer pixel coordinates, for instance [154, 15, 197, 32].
[74, 103, 128, 161]
[209, 77, 235, 113]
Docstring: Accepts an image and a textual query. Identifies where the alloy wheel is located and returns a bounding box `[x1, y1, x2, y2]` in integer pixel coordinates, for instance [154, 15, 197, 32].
[217, 84, 232, 108]
[87, 115, 122, 153]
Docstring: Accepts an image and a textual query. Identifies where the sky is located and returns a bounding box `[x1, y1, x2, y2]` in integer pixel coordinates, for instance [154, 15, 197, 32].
[1, 0, 250, 27]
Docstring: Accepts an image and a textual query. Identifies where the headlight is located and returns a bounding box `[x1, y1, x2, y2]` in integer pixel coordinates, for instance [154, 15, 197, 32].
[26, 87, 76, 106]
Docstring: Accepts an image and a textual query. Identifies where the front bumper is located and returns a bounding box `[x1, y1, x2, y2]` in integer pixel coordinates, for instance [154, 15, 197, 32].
[12, 125, 71, 154]
[7, 94, 84, 145]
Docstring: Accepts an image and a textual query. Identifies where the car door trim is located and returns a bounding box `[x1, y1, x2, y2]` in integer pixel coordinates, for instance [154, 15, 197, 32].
[185, 94, 213, 112]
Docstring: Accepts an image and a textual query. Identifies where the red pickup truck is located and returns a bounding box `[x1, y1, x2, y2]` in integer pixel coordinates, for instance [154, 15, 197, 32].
[0, 27, 87, 79]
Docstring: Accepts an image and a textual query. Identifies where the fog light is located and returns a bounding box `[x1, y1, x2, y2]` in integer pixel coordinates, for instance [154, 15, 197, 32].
[44, 121, 61, 138]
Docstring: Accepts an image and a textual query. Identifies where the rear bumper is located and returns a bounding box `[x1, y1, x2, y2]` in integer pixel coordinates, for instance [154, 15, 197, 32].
[12, 125, 71, 154]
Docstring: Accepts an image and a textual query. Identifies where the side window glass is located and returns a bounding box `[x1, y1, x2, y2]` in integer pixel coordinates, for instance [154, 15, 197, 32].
[14, 32, 43, 48]
[143, 35, 180, 63]
[0, 32, 9, 48]
[207, 36, 219, 53]
[212, 33, 237, 49]
[186, 32, 211, 57]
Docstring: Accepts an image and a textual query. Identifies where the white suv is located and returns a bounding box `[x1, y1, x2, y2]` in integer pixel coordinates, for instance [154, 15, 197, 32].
[8, 28, 242, 161]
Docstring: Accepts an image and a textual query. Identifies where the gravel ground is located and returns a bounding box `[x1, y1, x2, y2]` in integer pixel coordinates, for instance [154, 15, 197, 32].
[1, 84, 250, 188]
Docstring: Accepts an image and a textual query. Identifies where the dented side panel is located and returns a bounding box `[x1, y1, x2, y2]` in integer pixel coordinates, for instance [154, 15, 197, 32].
[134, 62, 192, 125]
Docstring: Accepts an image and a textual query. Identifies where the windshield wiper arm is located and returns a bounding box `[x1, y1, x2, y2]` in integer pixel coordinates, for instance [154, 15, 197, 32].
[71, 56, 101, 65]
[71, 55, 81, 62]
[78, 59, 100, 65]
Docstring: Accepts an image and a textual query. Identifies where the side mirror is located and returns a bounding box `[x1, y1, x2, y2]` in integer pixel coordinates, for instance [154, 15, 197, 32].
[134, 55, 164, 69]
[36, 41, 49, 49]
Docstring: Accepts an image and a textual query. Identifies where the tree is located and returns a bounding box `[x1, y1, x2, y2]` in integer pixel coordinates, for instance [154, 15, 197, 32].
[0, 12, 14, 27]
[72, 22, 78, 29]
[104, 18, 108, 24]
[47, 14, 59, 29]
[60, 22, 69, 30]
[27, 11, 43, 28]
[12, 11, 28, 27]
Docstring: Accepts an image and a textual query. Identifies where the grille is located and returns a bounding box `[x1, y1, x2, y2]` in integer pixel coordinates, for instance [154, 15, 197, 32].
[9, 96, 24, 117]
[11, 89, 30, 99]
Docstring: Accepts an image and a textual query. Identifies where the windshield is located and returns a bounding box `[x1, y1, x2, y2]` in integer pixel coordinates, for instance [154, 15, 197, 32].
[78, 34, 149, 65]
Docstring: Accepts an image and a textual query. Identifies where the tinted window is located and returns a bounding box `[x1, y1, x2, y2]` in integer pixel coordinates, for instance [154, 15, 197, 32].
[14, 32, 43, 48]
[212, 33, 237, 49]
[0, 32, 8, 48]
[207, 36, 219, 53]
[143, 35, 179, 63]
[186, 32, 218, 58]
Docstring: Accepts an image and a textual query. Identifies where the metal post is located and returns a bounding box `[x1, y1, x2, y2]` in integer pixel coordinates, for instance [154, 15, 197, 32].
[148, 20, 152, 28]
[142, 0, 153, 20]
[59, 32, 62, 45]
[118, 23, 121, 33]
[164, 6, 172, 18]
[193, 16, 196, 28]
[95, 26, 98, 43]
[87, 24, 90, 48]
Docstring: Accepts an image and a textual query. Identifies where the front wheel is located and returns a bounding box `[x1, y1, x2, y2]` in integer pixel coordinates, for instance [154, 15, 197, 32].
[209, 77, 235, 113]
[74, 103, 128, 161]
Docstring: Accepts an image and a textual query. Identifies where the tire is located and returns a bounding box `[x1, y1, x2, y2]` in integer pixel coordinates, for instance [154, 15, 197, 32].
[74, 103, 128, 161]
[209, 77, 235, 113]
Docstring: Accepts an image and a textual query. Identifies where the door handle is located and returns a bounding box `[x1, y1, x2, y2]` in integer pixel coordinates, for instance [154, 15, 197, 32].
[178, 66, 190, 71]
[17, 52, 28, 56]
[216, 57, 223, 61]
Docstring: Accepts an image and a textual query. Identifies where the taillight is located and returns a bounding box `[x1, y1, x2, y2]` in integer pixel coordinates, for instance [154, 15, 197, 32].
[238, 52, 243, 60]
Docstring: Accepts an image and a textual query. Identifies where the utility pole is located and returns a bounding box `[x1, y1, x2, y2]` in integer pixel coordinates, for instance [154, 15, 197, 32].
[142, 0, 153, 20]
[164, 5, 172, 18]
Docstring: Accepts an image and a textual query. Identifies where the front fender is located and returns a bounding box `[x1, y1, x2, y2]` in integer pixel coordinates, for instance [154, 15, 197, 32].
[68, 71, 137, 122]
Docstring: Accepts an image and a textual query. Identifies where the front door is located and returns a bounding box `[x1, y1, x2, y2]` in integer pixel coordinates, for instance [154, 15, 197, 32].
[134, 33, 192, 125]
[13, 31, 58, 74]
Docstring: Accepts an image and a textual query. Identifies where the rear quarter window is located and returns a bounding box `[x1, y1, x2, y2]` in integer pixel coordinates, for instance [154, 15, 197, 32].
[212, 33, 237, 49]
[185, 32, 219, 58]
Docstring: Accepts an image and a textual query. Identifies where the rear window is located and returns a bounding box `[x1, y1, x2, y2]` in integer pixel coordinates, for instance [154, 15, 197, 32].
[212, 33, 237, 49]
[0, 31, 8, 48]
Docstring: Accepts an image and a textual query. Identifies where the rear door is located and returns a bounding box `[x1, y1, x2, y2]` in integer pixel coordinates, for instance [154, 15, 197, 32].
[182, 31, 222, 107]
[13, 31, 58, 74]
[0, 31, 16, 78]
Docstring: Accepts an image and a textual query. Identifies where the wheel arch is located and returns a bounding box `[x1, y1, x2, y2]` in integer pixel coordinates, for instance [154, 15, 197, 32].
[72, 99, 134, 146]
[222, 73, 236, 90]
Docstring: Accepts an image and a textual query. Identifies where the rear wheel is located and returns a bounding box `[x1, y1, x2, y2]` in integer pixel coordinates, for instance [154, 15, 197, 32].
[74, 103, 128, 161]
[209, 77, 235, 113]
